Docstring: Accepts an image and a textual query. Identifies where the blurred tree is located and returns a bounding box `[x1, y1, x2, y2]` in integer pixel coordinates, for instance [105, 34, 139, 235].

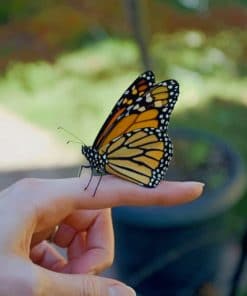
[123, 0, 153, 70]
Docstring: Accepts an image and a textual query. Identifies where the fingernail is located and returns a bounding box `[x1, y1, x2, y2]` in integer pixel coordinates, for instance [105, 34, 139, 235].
[184, 181, 205, 201]
[196, 182, 205, 190]
[109, 285, 136, 296]
[198, 182, 205, 187]
[186, 181, 205, 187]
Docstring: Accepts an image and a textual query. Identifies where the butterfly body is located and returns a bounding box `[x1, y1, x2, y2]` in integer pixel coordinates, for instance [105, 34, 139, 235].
[82, 146, 106, 174]
[80, 71, 179, 194]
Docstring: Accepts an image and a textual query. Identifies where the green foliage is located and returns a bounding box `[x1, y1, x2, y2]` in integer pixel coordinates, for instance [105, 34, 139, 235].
[0, 31, 246, 167]
[159, 0, 247, 12]
[153, 30, 247, 79]
[0, 39, 141, 145]
[0, 0, 51, 24]
[0, 31, 246, 152]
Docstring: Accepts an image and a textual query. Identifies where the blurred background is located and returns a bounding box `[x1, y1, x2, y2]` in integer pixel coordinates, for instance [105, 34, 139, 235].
[0, 0, 246, 295]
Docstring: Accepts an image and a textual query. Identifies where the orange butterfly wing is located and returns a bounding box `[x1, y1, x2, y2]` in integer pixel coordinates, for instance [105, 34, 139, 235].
[103, 129, 173, 187]
[94, 78, 179, 186]
[93, 71, 155, 149]
[81, 72, 179, 189]
[97, 79, 179, 150]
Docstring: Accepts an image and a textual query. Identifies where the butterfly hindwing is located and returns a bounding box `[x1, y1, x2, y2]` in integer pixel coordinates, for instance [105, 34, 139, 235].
[103, 128, 173, 187]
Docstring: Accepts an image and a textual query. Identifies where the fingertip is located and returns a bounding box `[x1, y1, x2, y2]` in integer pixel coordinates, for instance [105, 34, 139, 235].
[153, 181, 205, 206]
[184, 181, 205, 201]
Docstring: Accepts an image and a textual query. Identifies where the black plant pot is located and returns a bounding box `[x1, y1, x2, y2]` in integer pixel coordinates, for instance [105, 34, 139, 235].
[112, 128, 246, 296]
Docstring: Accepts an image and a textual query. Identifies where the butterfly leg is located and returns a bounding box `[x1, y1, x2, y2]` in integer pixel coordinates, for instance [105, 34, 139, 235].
[84, 168, 93, 191]
[92, 174, 103, 197]
[78, 165, 83, 177]
[78, 164, 91, 177]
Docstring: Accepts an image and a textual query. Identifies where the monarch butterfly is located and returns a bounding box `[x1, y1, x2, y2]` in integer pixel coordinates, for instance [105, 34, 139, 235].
[80, 71, 179, 195]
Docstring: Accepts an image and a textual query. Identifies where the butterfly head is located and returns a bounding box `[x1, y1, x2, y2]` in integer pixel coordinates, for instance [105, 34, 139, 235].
[81, 145, 106, 174]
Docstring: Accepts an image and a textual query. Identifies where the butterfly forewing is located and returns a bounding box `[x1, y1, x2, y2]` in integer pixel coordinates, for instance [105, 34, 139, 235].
[94, 79, 179, 149]
[127, 79, 179, 124]
[93, 71, 155, 149]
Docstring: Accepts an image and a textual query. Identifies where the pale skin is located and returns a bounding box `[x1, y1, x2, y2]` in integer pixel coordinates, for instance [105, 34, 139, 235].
[0, 170, 204, 296]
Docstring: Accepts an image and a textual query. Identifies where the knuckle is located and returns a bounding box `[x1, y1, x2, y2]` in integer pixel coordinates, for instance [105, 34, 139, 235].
[79, 278, 101, 296]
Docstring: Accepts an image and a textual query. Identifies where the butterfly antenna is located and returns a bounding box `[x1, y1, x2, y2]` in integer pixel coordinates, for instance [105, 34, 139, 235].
[57, 126, 86, 146]
[66, 140, 82, 145]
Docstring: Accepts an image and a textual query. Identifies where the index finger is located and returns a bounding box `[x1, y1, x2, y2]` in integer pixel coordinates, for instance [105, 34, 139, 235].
[46, 172, 204, 208]
[4, 171, 204, 230]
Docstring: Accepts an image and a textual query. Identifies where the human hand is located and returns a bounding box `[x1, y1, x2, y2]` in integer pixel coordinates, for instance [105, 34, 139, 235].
[0, 171, 203, 296]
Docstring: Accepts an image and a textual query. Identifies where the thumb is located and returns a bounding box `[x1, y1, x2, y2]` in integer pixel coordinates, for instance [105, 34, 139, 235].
[39, 269, 136, 296]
